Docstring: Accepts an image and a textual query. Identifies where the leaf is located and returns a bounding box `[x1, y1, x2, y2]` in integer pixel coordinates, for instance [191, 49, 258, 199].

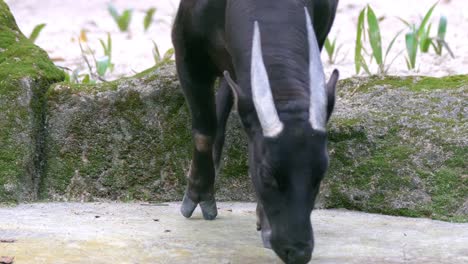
[333, 44, 343, 63]
[108, 4, 120, 22]
[417, 2, 437, 38]
[420, 23, 432, 52]
[144, 8, 156, 31]
[384, 30, 403, 64]
[360, 55, 372, 75]
[99, 33, 112, 58]
[355, 7, 366, 74]
[437, 16, 447, 41]
[82, 74, 90, 84]
[118, 10, 133, 31]
[398, 17, 412, 28]
[99, 39, 107, 54]
[152, 40, 161, 63]
[96, 56, 110, 76]
[162, 48, 175, 61]
[325, 37, 336, 63]
[107, 33, 112, 54]
[108, 4, 132, 32]
[436, 15, 447, 55]
[382, 30, 403, 73]
[325, 38, 332, 56]
[405, 58, 411, 70]
[28, 23, 46, 43]
[366, 6, 383, 66]
[434, 39, 455, 58]
[405, 32, 418, 69]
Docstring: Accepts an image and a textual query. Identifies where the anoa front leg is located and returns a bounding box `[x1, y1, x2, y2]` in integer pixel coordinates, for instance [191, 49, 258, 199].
[173, 50, 219, 220]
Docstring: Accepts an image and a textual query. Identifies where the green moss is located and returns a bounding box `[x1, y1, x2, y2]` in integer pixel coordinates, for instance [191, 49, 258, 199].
[326, 74, 467, 221]
[43, 66, 193, 201]
[0, 0, 64, 202]
[0, 1, 17, 30]
[344, 75, 468, 94]
[326, 118, 467, 222]
[420, 146, 467, 221]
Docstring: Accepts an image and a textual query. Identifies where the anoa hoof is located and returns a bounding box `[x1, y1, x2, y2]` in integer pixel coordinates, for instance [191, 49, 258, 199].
[180, 193, 197, 218]
[199, 197, 218, 220]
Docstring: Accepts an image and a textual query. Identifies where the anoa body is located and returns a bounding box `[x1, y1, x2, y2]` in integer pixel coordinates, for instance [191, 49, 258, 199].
[172, 0, 338, 263]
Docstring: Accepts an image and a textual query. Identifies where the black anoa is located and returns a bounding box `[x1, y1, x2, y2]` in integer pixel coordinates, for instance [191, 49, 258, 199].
[172, 0, 339, 263]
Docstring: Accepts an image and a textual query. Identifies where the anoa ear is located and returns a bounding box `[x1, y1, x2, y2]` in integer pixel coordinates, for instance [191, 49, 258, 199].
[326, 69, 339, 122]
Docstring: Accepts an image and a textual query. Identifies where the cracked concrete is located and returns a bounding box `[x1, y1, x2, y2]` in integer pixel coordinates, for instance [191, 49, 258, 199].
[1, 202, 467, 264]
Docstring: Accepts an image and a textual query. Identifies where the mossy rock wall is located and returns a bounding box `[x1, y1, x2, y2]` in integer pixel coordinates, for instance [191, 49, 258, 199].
[0, 0, 64, 202]
[44, 66, 253, 202]
[321, 75, 467, 222]
[44, 64, 468, 222]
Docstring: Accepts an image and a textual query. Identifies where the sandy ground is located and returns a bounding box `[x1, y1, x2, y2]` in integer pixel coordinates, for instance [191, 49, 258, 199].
[1, 202, 468, 264]
[4, 0, 468, 81]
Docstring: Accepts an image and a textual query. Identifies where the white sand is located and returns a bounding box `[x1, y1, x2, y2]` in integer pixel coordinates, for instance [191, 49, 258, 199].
[4, 0, 468, 80]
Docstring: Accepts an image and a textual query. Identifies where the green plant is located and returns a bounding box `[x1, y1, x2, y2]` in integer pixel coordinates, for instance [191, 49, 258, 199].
[152, 41, 174, 67]
[405, 30, 418, 70]
[62, 67, 94, 84]
[400, 2, 454, 69]
[400, 2, 437, 54]
[99, 33, 114, 72]
[108, 4, 133, 32]
[432, 16, 453, 57]
[28, 23, 46, 43]
[355, 5, 402, 75]
[96, 56, 111, 77]
[63, 69, 79, 84]
[324, 36, 343, 64]
[78, 41, 109, 82]
[144, 7, 157, 31]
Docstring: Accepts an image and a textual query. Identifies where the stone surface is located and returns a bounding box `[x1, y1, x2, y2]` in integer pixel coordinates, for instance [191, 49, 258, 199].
[0, 202, 467, 264]
[0, 0, 63, 202]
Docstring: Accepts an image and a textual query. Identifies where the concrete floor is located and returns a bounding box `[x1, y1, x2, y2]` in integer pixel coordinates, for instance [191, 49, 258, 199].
[0, 203, 467, 264]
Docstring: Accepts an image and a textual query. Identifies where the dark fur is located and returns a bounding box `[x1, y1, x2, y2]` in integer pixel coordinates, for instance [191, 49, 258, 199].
[172, 0, 338, 263]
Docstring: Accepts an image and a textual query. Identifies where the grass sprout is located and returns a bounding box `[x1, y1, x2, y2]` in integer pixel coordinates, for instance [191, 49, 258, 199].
[144, 8, 157, 31]
[28, 23, 46, 43]
[78, 40, 109, 82]
[324, 36, 343, 64]
[152, 41, 174, 67]
[99, 33, 114, 72]
[108, 4, 133, 32]
[432, 16, 454, 57]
